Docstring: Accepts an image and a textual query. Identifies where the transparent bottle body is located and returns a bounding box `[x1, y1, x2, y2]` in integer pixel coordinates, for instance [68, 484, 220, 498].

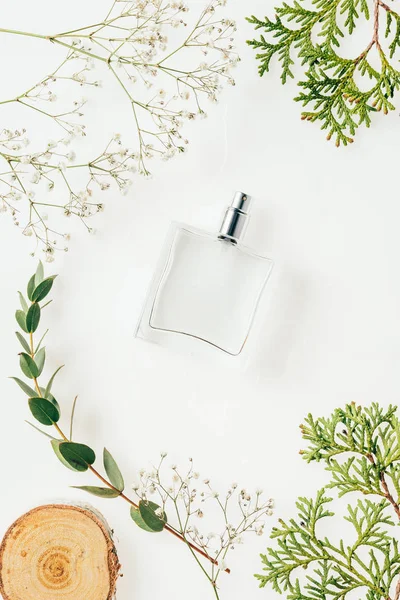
[135, 223, 273, 356]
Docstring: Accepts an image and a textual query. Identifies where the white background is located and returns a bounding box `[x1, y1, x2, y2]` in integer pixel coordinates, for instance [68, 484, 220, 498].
[1, 0, 400, 598]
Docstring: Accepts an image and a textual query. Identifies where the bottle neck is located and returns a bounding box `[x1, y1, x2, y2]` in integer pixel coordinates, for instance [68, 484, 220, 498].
[218, 206, 249, 243]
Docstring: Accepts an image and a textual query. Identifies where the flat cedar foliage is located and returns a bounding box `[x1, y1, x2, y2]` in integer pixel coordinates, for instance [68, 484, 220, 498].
[247, 0, 400, 146]
[256, 403, 400, 599]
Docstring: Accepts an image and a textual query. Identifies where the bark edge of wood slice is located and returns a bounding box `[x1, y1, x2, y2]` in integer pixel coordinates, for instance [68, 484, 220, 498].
[0, 504, 120, 600]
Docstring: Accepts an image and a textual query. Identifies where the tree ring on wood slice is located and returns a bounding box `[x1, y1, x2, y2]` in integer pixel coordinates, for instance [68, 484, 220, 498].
[0, 504, 120, 600]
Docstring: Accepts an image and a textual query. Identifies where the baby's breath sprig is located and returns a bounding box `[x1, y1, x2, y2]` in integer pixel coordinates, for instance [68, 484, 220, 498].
[0, 132, 135, 261]
[0, 48, 94, 137]
[11, 264, 273, 599]
[0, 0, 238, 257]
[132, 456, 274, 597]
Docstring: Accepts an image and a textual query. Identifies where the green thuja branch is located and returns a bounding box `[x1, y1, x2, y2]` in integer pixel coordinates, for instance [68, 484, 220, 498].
[256, 403, 400, 599]
[247, 0, 400, 145]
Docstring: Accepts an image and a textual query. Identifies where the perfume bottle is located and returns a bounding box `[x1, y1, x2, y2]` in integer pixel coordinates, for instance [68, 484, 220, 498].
[135, 192, 274, 356]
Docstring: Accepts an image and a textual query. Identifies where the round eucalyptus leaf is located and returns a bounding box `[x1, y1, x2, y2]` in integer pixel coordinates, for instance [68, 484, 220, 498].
[19, 353, 39, 379]
[139, 500, 167, 532]
[39, 387, 60, 411]
[52, 441, 96, 472]
[26, 303, 41, 333]
[32, 276, 56, 303]
[51, 440, 76, 471]
[130, 506, 158, 533]
[29, 397, 60, 426]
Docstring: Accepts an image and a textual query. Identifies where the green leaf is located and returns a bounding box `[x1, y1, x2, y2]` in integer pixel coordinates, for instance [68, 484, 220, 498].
[39, 387, 57, 403]
[10, 377, 37, 397]
[71, 486, 121, 498]
[18, 292, 28, 313]
[32, 276, 57, 303]
[51, 440, 96, 472]
[246, 2, 400, 145]
[41, 300, 53, 310]
[35, 347, 46, 376]
[51, 440, 74, 471]
[35, 329, 48, 354]
[103, 448, 124, 492]
[29, 397, 60, 426]
[44, 365, 64, 397]
[27, 274, 36, 301]
[15, 332, 31, 353]
[38, 389, 60, 416]
[130, 506, 157, 533]
[25, 420, 57, 440]
[26, 303, 41, 333]
[15, 310, 28, 333]
[35, 261, 44, 287]
[139, 500, 167, 532]
[19, 353, 39, 379]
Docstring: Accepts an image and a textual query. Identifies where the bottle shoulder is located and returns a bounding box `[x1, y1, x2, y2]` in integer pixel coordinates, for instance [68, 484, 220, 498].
[168, 221, 273, 264]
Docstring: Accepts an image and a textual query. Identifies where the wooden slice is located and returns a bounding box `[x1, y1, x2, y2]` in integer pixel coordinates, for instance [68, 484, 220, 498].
[0, 504, 120, 600]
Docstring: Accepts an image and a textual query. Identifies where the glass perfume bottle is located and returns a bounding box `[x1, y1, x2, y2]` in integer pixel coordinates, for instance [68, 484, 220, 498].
[135, 192, 273, 356]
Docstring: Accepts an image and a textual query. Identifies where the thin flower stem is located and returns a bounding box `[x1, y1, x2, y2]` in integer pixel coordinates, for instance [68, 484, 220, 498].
[0, 28, 49, 40]
[17, 99, 56, 120]
[52, 38, 108, 63]
[0, 0, 237, 255]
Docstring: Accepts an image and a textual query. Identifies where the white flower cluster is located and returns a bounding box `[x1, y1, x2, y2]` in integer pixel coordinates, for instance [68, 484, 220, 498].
[0, 131, 138, 260]
[0, 0, 238, 258]
[131, 453, 273, 596]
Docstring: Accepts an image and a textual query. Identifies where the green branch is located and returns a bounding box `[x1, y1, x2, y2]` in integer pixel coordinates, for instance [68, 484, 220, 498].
[11, 264, 274, 600]
[247, 0, 400, 145]
[257, 403, 400, 599]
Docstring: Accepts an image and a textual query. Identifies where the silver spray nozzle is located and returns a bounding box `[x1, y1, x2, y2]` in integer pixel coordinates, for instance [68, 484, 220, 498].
[218, 191, 252, 243]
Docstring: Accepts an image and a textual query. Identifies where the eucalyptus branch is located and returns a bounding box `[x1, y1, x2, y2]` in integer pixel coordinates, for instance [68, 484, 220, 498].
[247, 0, 400, 146]
[11, 263, 273, 599]
[0, 0, 238, 255]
